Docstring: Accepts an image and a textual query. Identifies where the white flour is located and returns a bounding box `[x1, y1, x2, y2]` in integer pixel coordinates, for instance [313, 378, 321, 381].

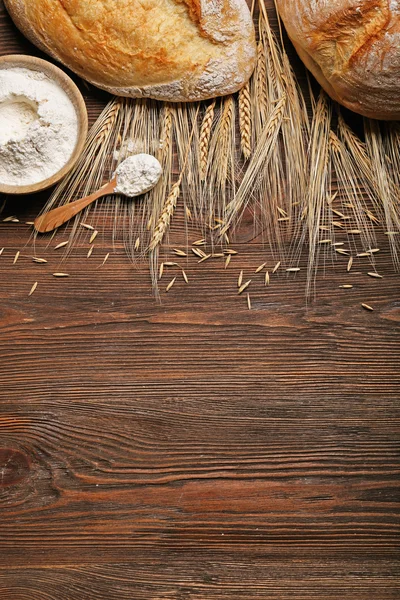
[0, 67, 79, 187]
[114, 154, 162, 197]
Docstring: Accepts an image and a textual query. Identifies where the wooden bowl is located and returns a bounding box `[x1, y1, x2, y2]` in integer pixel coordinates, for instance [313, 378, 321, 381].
[0, 54, 88, 195]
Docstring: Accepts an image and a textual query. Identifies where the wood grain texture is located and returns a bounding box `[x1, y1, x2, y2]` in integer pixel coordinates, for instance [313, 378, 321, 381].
[0, 1, 399, 598]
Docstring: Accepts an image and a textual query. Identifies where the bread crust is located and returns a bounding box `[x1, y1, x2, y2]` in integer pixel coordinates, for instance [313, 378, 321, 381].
[4, 0, 256, 102]
[275, 0, 400, 120]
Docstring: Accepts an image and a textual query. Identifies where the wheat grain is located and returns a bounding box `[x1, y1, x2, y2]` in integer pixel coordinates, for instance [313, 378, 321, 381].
[272, 261, 281, 274]
[238, 280, 251, 295]
[347, 257, 353, 272]
[89, 230, 99, 244]
[87, 246, 94, 258]
[32, 257, 47, 264]
[182, 270, 189, 284]
[13, 251, 20, 264]
[174, 249, 187, 257]
[265, 271, 270, 286]
[256, 262, 267, 273]
[367, 272, 383, 278]
[28, 282, 38, 296]
[238, 270, 243, 288]
[53, 273, 69, 277]
[362, 303, 374, 311]
[101, 253, 110, 266]
[225, 254, 232, 269]
[198, 254, 211, 263]
[81, 223, 95, 230]
[55, 241, 68, 250]
[247, 293, 252, 310]
[166, 277, 176, 292]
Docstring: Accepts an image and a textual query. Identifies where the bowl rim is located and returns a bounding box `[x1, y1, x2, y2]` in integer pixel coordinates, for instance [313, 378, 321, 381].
[0, 54, 88, 195]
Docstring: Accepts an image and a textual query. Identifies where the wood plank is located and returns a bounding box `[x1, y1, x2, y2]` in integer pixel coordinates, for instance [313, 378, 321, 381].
[0, 0, 399, 598]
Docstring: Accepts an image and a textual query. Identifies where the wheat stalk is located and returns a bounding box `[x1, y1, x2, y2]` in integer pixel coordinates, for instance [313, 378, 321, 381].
[302, 91, 331, 298]
[199, 100, 216, 180]
[239, 82, 252, 160]
[255, 40, 268, 125]
[364, 118, 400, 268]
[222, 94, 287, 232]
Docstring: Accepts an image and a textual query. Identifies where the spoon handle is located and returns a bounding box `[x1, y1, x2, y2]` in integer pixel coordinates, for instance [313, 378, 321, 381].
[34, 178, 117, 233]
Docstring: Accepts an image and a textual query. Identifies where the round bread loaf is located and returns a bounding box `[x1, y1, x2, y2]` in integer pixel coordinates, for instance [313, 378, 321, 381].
[4, 0, 256, 102]
[275, 0, 400, 120]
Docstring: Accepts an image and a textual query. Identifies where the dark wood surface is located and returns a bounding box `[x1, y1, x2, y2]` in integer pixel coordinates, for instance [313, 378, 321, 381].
[0, 2, 399, 598]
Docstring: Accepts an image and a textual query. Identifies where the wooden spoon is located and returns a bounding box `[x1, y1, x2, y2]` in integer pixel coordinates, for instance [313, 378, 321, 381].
[34, 154, 163, 233]
[34, 178, 116, 233]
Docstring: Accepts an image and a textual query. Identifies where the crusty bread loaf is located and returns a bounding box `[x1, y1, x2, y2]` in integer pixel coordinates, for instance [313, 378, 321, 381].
[4, 0, 256, 102]
[275, 0, 400, 120]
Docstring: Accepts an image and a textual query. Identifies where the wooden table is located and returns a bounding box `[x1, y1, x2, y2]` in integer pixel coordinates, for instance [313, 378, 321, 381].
[0, 2, 399, 598]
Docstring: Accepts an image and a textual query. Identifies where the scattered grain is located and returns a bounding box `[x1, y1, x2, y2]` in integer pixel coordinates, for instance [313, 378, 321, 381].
[32, 257, 47, 264]
[347, 257, 353, 272]
[339, 285, 353, 289]
[286, 267, 301, 272]
[87, 246, 94, 258]
[81, 223, 95, 230]
[247, 293, 252, 310]
[54, 241, 68, 250]
[272, 261, 281, 274]
[255, 262, 267, 273]
[362, 303, 374, 311]
[238, 280, 251, 295]
[166, 277, 176, 292]
[13, 251, 20, 264]
[28, 282, 38, 296]
[53, 273, 69, 277]
[367, 272, 383, 279]
[224, 254, 232, 269]
[265, 271, 270, 286]
[174, 249, 187, 257]
[89, 230, 99, 244]
[182, 270, 188, 284]
[101, 253, 110, 266]
[238, 270, 243, 288]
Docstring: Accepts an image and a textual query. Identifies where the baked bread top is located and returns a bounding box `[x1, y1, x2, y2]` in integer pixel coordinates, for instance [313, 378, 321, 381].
[275, 0, 400, 120]
[4, 0, 256, 102]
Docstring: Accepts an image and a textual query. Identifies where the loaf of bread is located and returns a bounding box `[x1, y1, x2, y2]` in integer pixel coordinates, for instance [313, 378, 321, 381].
[275, 0, 400, 120]
[4, 0, 256, 102]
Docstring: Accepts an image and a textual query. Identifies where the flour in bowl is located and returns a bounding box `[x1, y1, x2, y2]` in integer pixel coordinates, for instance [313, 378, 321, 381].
[0, 67, 79, 187]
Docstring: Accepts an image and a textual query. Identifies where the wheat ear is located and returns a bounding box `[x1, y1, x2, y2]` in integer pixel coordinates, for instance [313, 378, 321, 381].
[199, 100, 216, 180]
[239, 82, 252, 160]
[148, 179, 181, 251]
